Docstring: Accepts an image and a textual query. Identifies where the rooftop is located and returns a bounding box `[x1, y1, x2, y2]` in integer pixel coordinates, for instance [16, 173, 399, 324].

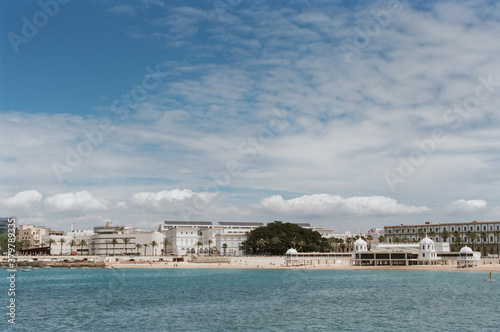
[163, 221, 213, 226]
[218, 222, 264, 226]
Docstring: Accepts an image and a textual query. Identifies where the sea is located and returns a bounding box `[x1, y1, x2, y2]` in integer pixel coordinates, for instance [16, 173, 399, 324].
[1, 268, 499, 331]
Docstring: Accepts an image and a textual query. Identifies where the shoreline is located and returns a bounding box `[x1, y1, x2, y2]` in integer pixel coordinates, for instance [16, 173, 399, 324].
[3, 256, 500, 272]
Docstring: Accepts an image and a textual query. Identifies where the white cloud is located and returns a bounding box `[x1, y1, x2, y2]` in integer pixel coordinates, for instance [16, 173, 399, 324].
[446, 199, 487, 214]
[129, 189, 217, 213]
[259, 194, 430, 216]
[44, 191, 108, 213]
[1, 190, 42, 209]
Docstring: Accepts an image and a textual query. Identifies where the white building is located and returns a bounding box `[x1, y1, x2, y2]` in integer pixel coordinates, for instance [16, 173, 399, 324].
[418, 236, 438, 263]
[160, 221, 264, 256]
[165, 227, 200, 256]
[216, 233, 246, 256]
[90, 222, 164, 256]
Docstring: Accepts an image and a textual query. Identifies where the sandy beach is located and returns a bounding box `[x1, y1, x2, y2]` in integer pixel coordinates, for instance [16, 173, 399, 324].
[108, 256, 500, 273]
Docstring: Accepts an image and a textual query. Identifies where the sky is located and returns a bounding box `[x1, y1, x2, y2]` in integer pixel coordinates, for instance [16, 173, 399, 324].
[1, 0, 500, 233]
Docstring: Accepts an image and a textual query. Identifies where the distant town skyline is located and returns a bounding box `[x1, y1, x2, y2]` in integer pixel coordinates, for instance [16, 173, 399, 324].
[2, 1, 500, 233]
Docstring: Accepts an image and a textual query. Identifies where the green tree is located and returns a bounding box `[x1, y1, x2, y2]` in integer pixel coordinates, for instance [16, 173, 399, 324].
[59, 238, 66, 255]
[222, 243, 228, 256]
[143, 243, 149, 256]
[111, 238, 119, 256]
[163, 238, 171, 256]
[441, 229, 449, 243]
[150, 241, 158, 256]
[495, 230, 500, 256]
[366, 235, 373, 249]
[417, 229, 425, 240]
[480, 232, 487, 255]
[378, 235, 386, 244]
[452, 230, 462, 250]
[122, 238, 131, 255]
[69, 239, 77, 255]
[208, 239, 213, 256]
[196, 240, 203, 255]
[48, 238, 57, 255]
[0, 233, 8, 252]
[89, 241, 95, 255]
[78, 239, 87, 256]
[136, 243, 142, 256]
[240, 221, 330, 255]
[105, 240, 111, 256]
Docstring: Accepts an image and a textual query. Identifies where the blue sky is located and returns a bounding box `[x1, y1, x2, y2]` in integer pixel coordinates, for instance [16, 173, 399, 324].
[2, 0, 500, 232]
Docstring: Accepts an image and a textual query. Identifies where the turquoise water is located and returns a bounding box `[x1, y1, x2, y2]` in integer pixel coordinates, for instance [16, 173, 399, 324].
[1, 268, 499, 331]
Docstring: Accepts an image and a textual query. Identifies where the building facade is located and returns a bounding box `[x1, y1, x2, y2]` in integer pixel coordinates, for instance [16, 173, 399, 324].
[17, 224, 51, 249]
[384, 220, 500, 256]
[90, 222, 164, 256]
[0, 217, 12, 234]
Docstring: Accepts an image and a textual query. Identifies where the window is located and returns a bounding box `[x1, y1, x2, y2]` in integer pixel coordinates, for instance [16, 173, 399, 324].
[452, 227, 454, 231]
[458, 227, 460, 231]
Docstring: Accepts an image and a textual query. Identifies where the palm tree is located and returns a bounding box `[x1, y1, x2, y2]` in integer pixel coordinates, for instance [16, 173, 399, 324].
[366, 235, 373, 250]
[89, 241, 96, 255]
[495, 230, 500, 256]
[135, 243, 142, 256]
[59, 238, 66, 255]
[163, 238, 171, 256]
[417, 229, 425, 240]
[196, 241, 203, 255]
[143, 243, 149, 256]
[480, 232, 487, 255]
[378, 235, 386, 244]
[208, 239, 214, 256]
[441, 229, 449, 243]
[48, 238, 56, 255]
[122, 238, 131, 255]
[150, 241, 158, 256]
[69, 239, 77, 255]
[271, 236, 281, 255]
[452, 231, 462, 251]
[78, 239, 87, 256]
[105, 240, 111, 256]
[111, 238, 119, 256]
[429, 230, 436, 242]
[222, 243, 228, 256]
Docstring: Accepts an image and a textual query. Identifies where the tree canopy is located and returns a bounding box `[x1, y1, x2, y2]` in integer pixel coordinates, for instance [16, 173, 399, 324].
[240, 221, 330, 255]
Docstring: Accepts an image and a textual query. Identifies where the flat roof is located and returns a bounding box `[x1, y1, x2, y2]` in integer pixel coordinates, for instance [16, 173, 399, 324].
[218, 222, 264, 226]
[163, 221, 213, 225]
[385, 220, 500, 228]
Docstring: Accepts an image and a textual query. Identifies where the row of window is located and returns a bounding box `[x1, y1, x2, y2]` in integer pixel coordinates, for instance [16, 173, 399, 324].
[388, 225, 500, 234]
[388, 236, 500, 243]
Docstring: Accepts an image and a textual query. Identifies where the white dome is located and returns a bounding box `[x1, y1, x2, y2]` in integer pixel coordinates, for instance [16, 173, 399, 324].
[459, 246, 473, 253]
[286, 248, 298, 255]
[420, 236, 434, 244]
[353, 238, 367, 245]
